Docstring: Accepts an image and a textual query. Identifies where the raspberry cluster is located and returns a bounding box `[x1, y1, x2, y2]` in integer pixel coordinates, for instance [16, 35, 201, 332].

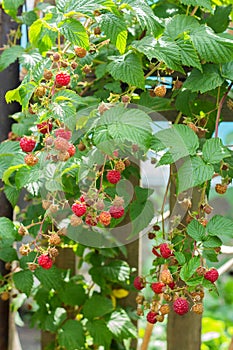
[133, 221, 220, 325]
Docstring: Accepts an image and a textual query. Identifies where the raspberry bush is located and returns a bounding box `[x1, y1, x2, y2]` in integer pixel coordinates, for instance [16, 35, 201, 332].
[0, 0, 233, 349]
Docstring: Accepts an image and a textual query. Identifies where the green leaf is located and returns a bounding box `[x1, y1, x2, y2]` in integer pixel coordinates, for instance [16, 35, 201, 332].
[186, 276, 203, 286]
[132, 36, 183, 72]
[19, 82, 37, 110]
[183, 64, 225, 93]
[221, 61, 233, 80]
[155, 124, 199, 162]
[0, 217, 17, 247]
[0, 141, 20, 155]
[138, 91, 173, 112]
[19, 51, 42, 71]
[22, 10, 38, 26]
[100, 14, 127, 54]
[34, 266, 63, 290]
[29, 19, 57, 53]
[206, 5, 232, 33]
[187, 220, 206, 241]
[58, 320, 85, 350]
[203, 236, 222, 248]
[86, 320, 112, 348]
[107, 52, 145, 89]
[58, 18, 89, 49]
[174, 252, 186, 265]
[0, 247, 18, 262]
[124, 0, 162, 35]
[59, 283, 87, 306]
[0, 46, 24, 72]
[59, 0, 116, 15]
[52, 89, 84, 105]
[180, 256, 200, 281]
[190, 25, 233, 63]
[4, 185, 21, 207]
[5, 87, 21, 105]
[83, 294, 114, 320]
[176, 39, 202, 71]
[202, 278, 219, 293]
[175, 89, 197, 117]
[202, 138, 230, 164]
[2, 164, 26, 186]
[164, 14, 199, 39]
[15, 165, 43, 189]
[207, 215, 233, 237]
[13, 270, 33, 297]
[107, 309, 137, 340]
[2, 0, 25, 18]
[130, 199, 154, 237]
[94, 106, 152, 150]
[180, 0, 212, 11]
[177, 156, 214, 193]
[202, 249, 219, 262]
[91, 260, 130, 284]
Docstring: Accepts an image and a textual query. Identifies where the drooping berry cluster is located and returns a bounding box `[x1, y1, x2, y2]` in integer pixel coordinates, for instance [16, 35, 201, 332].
[133, 221, 220, 325]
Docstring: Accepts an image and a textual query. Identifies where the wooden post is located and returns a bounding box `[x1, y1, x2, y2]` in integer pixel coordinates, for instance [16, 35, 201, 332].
[0, 6, 20, 350]
[167, 165, 202, 350]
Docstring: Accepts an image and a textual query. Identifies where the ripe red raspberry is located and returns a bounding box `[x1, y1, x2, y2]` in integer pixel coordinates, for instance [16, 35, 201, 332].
[54, 136, 70, 151]
[24, 154, 38, 166]
[67, 144, 76, 157]
[99, 211, 111, 226]
[37, 121, 53, 134]
[204, 268, 219, 283]
[55, 72, 70, 86]
[151, 282, 165, 294]
[146, 311, 158, 324]
[38, 254, 53, 269]
[168, 281, 175, 290]
[107, 170, 121, 184]
[159, 243, 173, 259]
[109, 205, 124, 219]
[55, 128, 72, 140]
[85, 214, 98, 226]
[20, 137, 36, 153]
[75, 46, 87, 58]
[133, 276, 145, 290]
[154, 85, 167, 97]
[152, 246, 161, 257]
[72, 202, 87, 217]
[80, 195, 86, 203]
[173, 297, 189, 315]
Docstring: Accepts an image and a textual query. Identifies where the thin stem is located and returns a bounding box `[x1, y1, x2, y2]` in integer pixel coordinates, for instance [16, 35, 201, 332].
[190, 6, 199, 16]
[57, 32, 61, 51]
[215, 82, 233, 138]
[174, 111, 182, 124]
[160, 176, 171, 238]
